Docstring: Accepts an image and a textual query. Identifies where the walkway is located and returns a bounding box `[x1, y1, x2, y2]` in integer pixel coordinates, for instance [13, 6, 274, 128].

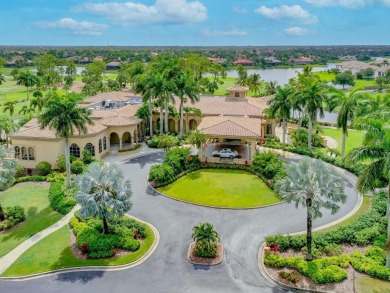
[0, 149, 360, 293]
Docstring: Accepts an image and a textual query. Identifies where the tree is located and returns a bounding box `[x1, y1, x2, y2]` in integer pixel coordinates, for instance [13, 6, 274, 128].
[0, 73, 5, 85]
[186, 130, 206, 148]
[192, 222, 220, 255]
[333, 70, 355, 89]
[16, 71, 39, 100]
[0, 116, 18, 148]
[362, 68, 375, 79]
[236, 65, 248, 86]
[267, 86, 293, 144]
[3, 101, 16, 117]
[75, 162, 132, 234]
[346, 125, 390, 266]
[18, 105, 34, 116]
[10, 68, 19, 80]
[0, 145, 18, 193]
[264, 81, 278, 95]
[247, 73, 262, 96]
[275, 158, 346, 261]
[39, 93, 92, 188]
[336, 88, 360, 157]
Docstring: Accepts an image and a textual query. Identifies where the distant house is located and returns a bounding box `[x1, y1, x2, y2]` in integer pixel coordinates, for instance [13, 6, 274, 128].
[79, 57, 91, 64]
[106, 61, 121, 70]
[232, 59, 254, 66]
[208, 57, 226, 64]
[5, 61, 16, 68]
[265, 58, 282, 66]
[336, 61, 389, 77]
[339, 55, 357, 61]
[290, 57, 313, 65]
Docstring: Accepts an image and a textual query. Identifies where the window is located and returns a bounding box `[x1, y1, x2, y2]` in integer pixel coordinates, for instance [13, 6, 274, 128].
[70, 143, 80, 158]
[28, 147, 35, 160]
[99, 139, 102, 153]
[14, 146, 20, 159]
[266, 124, 272, 135]
[235, 92, 239, 97]
[21, 147, 27, 160]
[103, 137, 107, 150]
[85, 143, 95, 156]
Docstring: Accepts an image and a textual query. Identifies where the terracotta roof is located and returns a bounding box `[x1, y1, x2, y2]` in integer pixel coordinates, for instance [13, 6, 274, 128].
[198, 116, 263, 138]
[337, 61, 388, 72]
[100, 116, 142, 127]
[227, 86, 249, 92]
[90, 109, 118, 119]
[246, 95, 274, 111]
[115, 104, 141, 117]
[82, 91, 134, 104]
[22, 118, 40, 128]
[232, 58, 254, 65]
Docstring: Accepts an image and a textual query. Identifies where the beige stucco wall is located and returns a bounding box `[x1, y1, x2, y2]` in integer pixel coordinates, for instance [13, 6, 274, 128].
[228, 91, 246, 98]
[69, 131, 109, 160]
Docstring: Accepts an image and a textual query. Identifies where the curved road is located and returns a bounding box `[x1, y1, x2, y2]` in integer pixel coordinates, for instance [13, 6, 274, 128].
[0, 152, 358, 293]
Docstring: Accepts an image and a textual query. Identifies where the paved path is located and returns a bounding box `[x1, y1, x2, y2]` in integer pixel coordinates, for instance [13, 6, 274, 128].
[0, 150, 359, 293]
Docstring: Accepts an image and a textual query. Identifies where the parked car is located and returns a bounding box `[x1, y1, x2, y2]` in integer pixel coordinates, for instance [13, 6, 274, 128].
[212, 149, 238, 158]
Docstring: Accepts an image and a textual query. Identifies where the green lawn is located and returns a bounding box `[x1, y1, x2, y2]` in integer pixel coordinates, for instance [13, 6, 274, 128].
[0, 184, 63, 258]
[157, 169, 281, 208]
[356, 276, 390, 293]
[2, 223, 155, 276]
[211, 76, 268, 97]
[321, 127, 365, 155]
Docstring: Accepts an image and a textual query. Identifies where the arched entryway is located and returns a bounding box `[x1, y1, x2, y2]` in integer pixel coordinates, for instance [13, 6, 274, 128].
[168, 118, 175, 132]
[110, 132, 120, 151]
[122, 132, 132, 149]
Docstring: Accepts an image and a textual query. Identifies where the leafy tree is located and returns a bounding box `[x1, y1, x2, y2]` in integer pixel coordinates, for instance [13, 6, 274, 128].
[333, 70, 355, 89]
[16, 71, 39, 100]
[275, 158, 346, 261]
[0, 116, 18, 148]
[3, 101, 16, 117]
[362, 68, 375, 79]
[267, 86, 293, 143]
[39, 93, 92, 188]
[10, 68, 19, 80]
[75, 162, 132, 234]
[107, 79, 121, 91]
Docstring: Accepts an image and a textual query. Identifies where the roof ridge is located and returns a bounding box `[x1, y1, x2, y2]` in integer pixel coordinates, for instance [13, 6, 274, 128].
[225, 119, 259, 137]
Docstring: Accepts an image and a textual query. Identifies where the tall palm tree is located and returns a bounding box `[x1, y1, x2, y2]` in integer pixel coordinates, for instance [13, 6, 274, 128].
[0, 116, 18, 148]
[267, 86, 293, 144]
[133, 74, 154, 137]
[347, 122, 390, 266]
[336, 88, 360, 157]
[192, 222, 220, 253]
[247, 73, 262, 96]
[275, 158, 346, 261]
[39, 93, 92, 188]
[173, 70, 200, 137]
[3, 101, 16, 117]
[75, 162, 132, 234]
[0, 146, 18, 218]
[16, 71, 39, 100]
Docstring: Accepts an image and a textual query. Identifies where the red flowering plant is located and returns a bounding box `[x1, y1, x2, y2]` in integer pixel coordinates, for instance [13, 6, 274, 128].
[133, 231, 139, 239]
[81, 242, 89, 253]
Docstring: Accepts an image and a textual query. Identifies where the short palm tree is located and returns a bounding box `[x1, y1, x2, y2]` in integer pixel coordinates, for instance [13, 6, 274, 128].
[247, 73, 262, 96]
[157, 134, 177, 150]
[275, 158, 346, 261]
[149, 164, 174, 183]
[3, 101, 16, 117]
[267, 86, 293, 144]
[186, 130, 206, 149]
[192, 222, 220, 253]
[19, 105, 34, 116]
[39, 93, 92, 188]
[75, 162, 133, 234]
[17, 71, 39, 100]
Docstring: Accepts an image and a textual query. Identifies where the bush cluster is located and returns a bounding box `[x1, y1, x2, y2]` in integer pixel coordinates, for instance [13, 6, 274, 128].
[0, 206, 26, 231]
[290, 129, 324, 148]
[147, 134, 179, 149]
[265, 254, 348, 284]
[35, 161, 52, 176]
[350, 250, 390, 280]
[69, 215, 144, 259]
[48, 180, 77, 215]
[15, 165, 25, 178]
[14, 175, 47, 183]
[118, 144, 142, 153]
[195, 241, 218, 258]
[71, 160, 85, 174]
[278, 271, 300, 283]
[251, 152, 286, 182]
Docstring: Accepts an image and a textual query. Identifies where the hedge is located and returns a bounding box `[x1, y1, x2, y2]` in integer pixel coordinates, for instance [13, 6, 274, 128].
[118, 144, 142, 153]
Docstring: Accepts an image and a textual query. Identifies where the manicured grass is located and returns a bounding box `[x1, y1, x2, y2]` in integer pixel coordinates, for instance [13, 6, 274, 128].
[321, 127, 365, 155]
[316, 195, 371, 234]
[157, 169, 281, 208]
[356, 276, 390, 293]
[0, 184, 62, 258]
[314, 71, 376, 89]
[2, 222, 155, 276]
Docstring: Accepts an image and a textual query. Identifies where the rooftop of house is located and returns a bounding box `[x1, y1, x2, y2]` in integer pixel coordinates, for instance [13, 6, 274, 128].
[232, 58, 254, 64]
[337, 61, 389, 72]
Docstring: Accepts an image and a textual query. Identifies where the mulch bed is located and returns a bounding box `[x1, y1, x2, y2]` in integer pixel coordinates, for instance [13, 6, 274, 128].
[188, 242, 223, 265]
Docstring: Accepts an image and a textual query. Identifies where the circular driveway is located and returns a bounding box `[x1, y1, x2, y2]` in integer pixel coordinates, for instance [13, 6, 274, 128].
[0, 152, 359, 293]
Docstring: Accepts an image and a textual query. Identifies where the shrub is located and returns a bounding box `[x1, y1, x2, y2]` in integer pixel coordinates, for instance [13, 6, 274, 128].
[279, 271, 300, 283]
[120, 237, 140, 251]
[15, 164, 25, 178]
[251, 152, 284, 180]
[82, 148, 93, 165]
[0, 206, 26, 230]
[14, 175, 47, 183]
[35, 161, 52, 176]
[89, 250, 114, 259]
[71, 160, 84, 174]
[350, 251, 390, 281]
[48, 180, 77, 214]
[311, 265, 347, 283]
[323, 243, 343, 257]
[118, 144, 142, 153]
[195, 241, 218, 258]
[290, 129, 324, 148]
[56, 155, 66, 172]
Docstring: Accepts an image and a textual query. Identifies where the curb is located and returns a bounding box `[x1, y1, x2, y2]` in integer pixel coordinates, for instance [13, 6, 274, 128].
[0, 214, 160, 281]
[187, 242, 224, 266]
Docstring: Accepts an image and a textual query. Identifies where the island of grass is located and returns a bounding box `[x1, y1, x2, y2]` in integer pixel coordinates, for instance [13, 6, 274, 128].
[157, 169, 281, 208]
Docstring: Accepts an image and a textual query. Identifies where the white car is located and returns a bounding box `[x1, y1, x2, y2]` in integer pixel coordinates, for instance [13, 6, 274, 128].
[212, 149, 238, 158]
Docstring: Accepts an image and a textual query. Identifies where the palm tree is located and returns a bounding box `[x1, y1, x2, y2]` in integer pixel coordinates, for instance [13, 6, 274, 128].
[267, 86, 293, 144]
[346, 122, 390, 266]
[0, 145, 18, 219]
[75, 162, 132, 234]
[275, 158, 346, 261]
[247, 73, 262, 96]
[192, 222, 220, 253]
[149, 164, 174, 183]
[265, 81, 278, 95]
[39, 93, 92, 188]
[0, 73, 5, 85]
[19, 105, 34, 116]
[16, 71, 39, 100]
[186, 130, 206, 148]
[3, 101, 16, 117]
[336, 88, 360, 157]
[0, 116, 18, 148]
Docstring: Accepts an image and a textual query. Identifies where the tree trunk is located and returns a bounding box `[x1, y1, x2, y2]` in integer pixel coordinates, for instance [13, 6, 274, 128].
[341, 131, 347, 157]
[159, 107, 163, 134]
[308, 116, 313, 150]
[164, 102, 169, 133]
[27, 86, 29, 100]
[64, 137, 71, 189]
[6, 134, 9, 148]
[282, 117, 287, 144]
[179, 99, 184, 137]
[102, 216, 109, 234]
[306, 196, 313, 261]
[386, 185, 390, 267]
[0, 203, 5, 221]
[148, 98, 153, 137]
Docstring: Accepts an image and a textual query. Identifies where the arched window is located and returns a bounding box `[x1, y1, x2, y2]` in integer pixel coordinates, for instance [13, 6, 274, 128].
[28, 147, 35, 160]
[103, 137, 107, 150]
[85, 143, 95, 156]
[266, 124, 272, 135]
[99, 139, 102, 153]
[70, 143, 80, 158]
[14, 146, 20, 159]
[21, 147, 27, 160]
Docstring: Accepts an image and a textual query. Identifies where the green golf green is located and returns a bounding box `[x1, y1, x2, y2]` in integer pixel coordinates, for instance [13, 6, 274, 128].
[157, 169, 281, 208]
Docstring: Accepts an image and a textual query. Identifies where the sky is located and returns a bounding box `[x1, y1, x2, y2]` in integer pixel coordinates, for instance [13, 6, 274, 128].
[1, 0, 390, 46]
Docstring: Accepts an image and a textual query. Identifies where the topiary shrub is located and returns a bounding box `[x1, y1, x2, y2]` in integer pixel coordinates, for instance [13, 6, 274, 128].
[82, 148, 93, 165]
[35, 161, 52, 176]
[15, 164, 25, 178]
[71, 160, 84, 174]
[56, 155, 66, 172]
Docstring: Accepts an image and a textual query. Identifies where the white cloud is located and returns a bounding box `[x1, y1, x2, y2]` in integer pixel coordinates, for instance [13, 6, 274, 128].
[255, 5, 318, 24]
[284, 26, 311, 36]
[73, 0, 207, 26]
[233, 7, 247, 14]
[34, 18, 108, 35]
[303, 0, 367, 9]
[201, 28, 247, 37]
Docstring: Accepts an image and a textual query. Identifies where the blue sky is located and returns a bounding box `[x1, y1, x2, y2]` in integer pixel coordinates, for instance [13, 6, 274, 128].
[1, 0, 389, 46]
